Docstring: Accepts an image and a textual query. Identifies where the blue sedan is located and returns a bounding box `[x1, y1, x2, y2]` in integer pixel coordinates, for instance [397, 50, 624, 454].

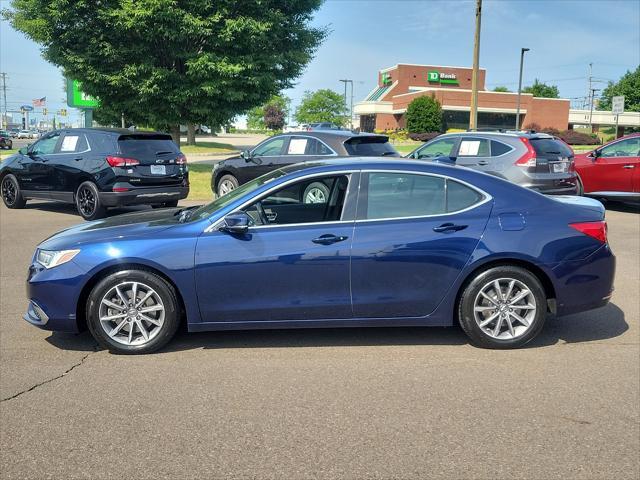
[23, 159, 615, 353]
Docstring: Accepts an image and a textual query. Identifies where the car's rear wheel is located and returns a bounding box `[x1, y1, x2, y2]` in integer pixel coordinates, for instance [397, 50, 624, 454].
[458, 266, 547, 349]
[86, 269, 180, 354]
[1, 174, 26, 209]
[217, 174, 239, 197]
[76, 181, 107, 220]
[303, 182, 330, 204]
[576, 175, 584, 196]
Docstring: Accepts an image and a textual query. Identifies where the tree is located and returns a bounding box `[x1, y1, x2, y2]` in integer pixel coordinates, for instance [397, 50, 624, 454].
[598, 66, 640, 112]
[406, 95, 443, 134]
[245, 94, 290, 130]
[492, 86, 511, 92]
[246, 106, 266, 130]
[522, 79, 560, 98]
[4, 1, 325, 144]
[295, 89, 347, 126]
[264, 103, 285, 130]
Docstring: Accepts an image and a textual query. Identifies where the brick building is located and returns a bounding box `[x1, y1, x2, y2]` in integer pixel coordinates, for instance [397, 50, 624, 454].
[354, 64, 570, 132]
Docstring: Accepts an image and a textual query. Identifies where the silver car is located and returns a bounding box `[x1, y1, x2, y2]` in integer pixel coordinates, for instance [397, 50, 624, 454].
[406, 131, 577, 195]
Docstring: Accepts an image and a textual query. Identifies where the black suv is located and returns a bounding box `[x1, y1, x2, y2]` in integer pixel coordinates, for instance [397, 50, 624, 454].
[211, 131, 398, 197]
[0, 128, 189, 220]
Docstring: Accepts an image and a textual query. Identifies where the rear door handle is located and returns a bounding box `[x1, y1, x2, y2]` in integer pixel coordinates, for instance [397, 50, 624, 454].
[312, 234, 348, 245]
[433, 223, 468, 233]
[477, 161, 489, 166]
[74, 157, 83, 161]
[622, 165, 635, 169]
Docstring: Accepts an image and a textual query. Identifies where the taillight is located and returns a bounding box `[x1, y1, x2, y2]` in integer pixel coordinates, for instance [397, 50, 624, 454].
[176, 153, 187, 165]
[515, 137, 537, 167]
[107, 155, 139, 167]
[570, 221, 607, 243]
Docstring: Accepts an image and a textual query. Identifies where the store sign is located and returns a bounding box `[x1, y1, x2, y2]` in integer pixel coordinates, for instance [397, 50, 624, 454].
[66, 79, 100, 108]
[381, 72, 392, 85]
[427, 71, 459, 85]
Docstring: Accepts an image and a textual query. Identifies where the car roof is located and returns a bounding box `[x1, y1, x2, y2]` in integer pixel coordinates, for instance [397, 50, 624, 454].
[277, 130, 387, 140]
[50, 127, 171, 137]
[435, 130, 556, 140]
[277, 157, 464, 175]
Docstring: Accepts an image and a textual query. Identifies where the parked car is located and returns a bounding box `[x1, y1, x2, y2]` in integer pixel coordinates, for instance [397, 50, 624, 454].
[574, 133, 639, 203]
[1, 128, 189, 220]
[10, 129, 20, 138]
[0, 130, 12, 150]
[306, 122, 342, 131]
[22, 159, 614, 354]
[406, 131, 577, 195]
[17, 130, 34, 139]
[211, 131, 399, 197]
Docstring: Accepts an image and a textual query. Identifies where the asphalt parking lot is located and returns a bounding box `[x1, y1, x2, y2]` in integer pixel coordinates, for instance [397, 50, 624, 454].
[1, 200, 638, 479]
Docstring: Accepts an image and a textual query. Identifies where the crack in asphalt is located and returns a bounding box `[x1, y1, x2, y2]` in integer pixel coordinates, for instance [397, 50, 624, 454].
[1, 343, 99, 403]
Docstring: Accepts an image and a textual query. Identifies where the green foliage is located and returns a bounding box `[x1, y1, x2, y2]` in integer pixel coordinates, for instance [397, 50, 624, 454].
[246, 106, 266, 130]
[492, 86, 511, 92]
[246, 94, 290, 129]
[4, 0, 325, 140]
[522, 79, 559, 98]
[598, 66, 640, 112]
[406, 95, 443, 134]
[295, 89, 347, 126]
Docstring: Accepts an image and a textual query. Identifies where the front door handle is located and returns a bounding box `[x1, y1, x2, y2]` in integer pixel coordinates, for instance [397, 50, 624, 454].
[477, 161, 489, 166]
[433, 223, 468, 233]
[312, 234, 348, 245]
[74, 157, 83, 161]
[622, 165, 635, 169]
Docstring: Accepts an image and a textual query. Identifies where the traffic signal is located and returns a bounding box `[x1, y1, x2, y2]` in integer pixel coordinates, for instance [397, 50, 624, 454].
[42, 108, 48, 116]
[60, 109, 67, 117]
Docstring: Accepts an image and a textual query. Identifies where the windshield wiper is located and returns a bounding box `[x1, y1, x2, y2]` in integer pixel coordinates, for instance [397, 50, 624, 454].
[381, 151, 398, 156]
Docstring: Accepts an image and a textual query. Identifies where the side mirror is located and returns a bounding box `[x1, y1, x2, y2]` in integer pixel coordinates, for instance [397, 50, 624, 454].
[220, 211, 252, 234]
[588, 150, 599, 160]
[240, 150, 252, 162]
[18, 146, 28, 155]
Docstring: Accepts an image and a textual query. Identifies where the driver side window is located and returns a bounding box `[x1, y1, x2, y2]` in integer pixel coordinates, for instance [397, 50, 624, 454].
[600, 138, 639, 158]
[415, 138, 457, 159]
[243, 175, 350, 226]
[252, 137, 285, 157]
[31, 133, 60, 155]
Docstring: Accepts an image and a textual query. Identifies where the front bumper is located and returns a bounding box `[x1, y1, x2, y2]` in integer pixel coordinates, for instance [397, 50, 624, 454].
[99, 185, 189, 207]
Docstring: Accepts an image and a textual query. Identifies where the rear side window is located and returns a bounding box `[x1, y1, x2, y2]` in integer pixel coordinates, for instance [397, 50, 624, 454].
[365, 173, 446, 219]
[344, 137, 398, 156]
[90, 133, 117, 153]
[490, 140, 512, 157]
[60, 134, 88, 153]
[118, 136, 179, 159]
[458, 138, 490, 157]
[286, 137, 334, 155]
[530, 138, 573, 157]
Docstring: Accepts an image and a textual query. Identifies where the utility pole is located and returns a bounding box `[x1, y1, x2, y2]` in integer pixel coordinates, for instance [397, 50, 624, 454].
[589, 88, 600, 131]
[469, 0, 482, 131]
[515, 47, 530, 130]
[0, 73, 7, 130]
[339, 79, 350, 127]
[585, 62, 593, 110]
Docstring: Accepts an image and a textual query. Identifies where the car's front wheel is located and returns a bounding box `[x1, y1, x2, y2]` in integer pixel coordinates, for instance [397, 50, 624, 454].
[458, 266, 547, 349]
[1, 174, 27, 209]
[86, 269, 181, 354]
[76, 181, 107, 220]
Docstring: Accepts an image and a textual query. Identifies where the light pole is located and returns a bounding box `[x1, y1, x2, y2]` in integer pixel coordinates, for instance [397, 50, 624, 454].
[515, 47, 530, 130]
[589, 88, 600, 131]
[469, 0, 482, 131]
[339, 79, 353, 128]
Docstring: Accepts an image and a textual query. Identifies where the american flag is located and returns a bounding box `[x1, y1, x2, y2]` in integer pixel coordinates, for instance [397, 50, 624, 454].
[32, 97, 46, 107]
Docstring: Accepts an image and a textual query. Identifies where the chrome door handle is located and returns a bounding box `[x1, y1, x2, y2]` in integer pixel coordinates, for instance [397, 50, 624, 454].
[622, 165, 635, 169]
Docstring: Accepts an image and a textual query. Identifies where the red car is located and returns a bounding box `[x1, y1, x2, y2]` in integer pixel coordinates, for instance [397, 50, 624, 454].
[574, 133, 639, 203]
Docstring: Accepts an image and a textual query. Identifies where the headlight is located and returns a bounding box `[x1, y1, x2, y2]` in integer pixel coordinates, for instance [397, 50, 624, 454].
[36, 249, 80, 269]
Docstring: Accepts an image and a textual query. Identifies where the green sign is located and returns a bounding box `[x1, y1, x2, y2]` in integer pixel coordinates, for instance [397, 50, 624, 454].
[427, 71, 459, 85]
[381, 72, 392, 86]
[66, 79, 100, 108]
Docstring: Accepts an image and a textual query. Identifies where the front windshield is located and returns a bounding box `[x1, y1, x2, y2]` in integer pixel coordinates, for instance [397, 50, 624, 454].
[188, 169, 286, 222]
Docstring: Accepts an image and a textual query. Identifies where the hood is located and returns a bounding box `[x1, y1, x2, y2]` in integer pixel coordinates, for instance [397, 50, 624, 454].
[39, 207, 183, 250]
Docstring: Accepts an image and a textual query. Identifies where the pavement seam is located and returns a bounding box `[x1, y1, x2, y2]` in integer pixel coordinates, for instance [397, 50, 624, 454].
[0, 343, 99, 403]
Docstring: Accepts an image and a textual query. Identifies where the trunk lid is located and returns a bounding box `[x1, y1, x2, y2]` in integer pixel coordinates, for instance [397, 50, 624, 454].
[529, 137, 574, 175]
[116, 134, 186, 186]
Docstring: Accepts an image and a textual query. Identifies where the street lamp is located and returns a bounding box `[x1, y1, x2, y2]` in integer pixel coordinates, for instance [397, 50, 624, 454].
[515, 47, 530, 130]
[339, 79, 354, 129]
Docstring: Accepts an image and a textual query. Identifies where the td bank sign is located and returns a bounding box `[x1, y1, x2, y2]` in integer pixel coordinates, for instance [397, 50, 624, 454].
[427, 71, 459, 85]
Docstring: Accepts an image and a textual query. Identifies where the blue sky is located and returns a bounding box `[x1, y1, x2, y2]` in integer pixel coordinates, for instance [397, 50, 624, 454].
[1, 0, 639, 127]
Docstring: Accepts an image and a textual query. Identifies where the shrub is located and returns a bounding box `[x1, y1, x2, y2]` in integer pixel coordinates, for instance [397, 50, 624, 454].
[541, 127, 560, 136]
[557, 130, 601, 145]
[408, 132, 441, 142]
[523, 122, 542, 131]
[406, 95, 443, 134]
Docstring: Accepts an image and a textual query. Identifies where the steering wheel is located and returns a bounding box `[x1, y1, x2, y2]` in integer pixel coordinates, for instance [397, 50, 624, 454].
[255, 202, 269, 225]
[615, 151, 627, 157]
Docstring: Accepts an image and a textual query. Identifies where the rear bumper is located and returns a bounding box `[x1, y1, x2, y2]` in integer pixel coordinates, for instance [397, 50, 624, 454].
[99, 185, 189, 207]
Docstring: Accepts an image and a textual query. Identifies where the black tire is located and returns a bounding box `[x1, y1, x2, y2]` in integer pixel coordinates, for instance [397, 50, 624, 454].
[576, 175, 584, 196]
[457, 265, 547, 349]
[1, 174, 27, 209]
[217, 174, 239, 197]
[86, 269, 181, 354]
[302, 181, 330, 204]
[76, 181, 107, 220]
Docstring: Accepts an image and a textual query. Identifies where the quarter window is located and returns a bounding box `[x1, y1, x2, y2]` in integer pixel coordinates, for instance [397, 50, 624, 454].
[446, 180, 484, 212]
[490, 140, 512, 157]
[252, 137, 285, 157]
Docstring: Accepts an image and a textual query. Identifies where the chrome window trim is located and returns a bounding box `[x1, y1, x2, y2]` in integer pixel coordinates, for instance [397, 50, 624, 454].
[204, 170, 359, 232]
[284, 134, 339, 156]
[356, 169, 492, 223]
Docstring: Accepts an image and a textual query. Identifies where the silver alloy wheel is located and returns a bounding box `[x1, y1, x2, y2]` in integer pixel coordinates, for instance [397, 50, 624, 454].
[98, 281, 165, 346]
[304, 187, 327, 204]
[473, 277, 537, 340]
[218, 179, 236, 196]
